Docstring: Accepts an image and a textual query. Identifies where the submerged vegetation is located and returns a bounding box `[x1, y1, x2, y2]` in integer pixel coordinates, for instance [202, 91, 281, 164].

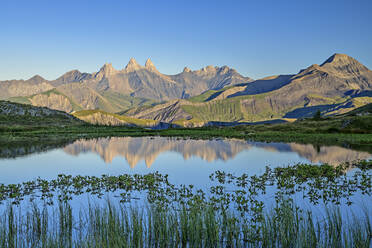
[0, 161, 371, 247]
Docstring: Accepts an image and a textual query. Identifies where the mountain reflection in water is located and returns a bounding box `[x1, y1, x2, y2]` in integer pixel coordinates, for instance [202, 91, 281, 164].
[63, 137, 372, 168]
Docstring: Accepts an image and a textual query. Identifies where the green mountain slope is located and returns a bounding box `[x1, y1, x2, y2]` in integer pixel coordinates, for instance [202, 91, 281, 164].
[8, 85, 157, 114]
[73, 110, 158, 127]
[0, 100, 84, 129]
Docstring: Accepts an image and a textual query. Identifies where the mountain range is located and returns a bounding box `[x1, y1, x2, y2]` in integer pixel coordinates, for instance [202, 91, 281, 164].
[1, 58, 251, 115]
[1, 54, 372, 126]
[125, 53, 372, 126]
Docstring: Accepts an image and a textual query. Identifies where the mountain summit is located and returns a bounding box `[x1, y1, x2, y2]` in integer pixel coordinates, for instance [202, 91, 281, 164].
[93, 63, 118, 81]
[28, 75, 46, 84]
[124, 58, 142, 72]
[320, 53, 370, 75]
[145, 58, 158, 72]
[321, 53, 356, 66]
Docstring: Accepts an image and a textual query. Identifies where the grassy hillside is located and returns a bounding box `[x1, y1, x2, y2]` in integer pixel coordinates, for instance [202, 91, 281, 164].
[7, 86, 159, 114]
[101, 91, 157, 112]
[7, 96, 31, 105]
[73, 110, 158, 127]
[164, 89, 372, 124]
[8, 88, 84, 112]
[344, 103, 372, 115]
[182, 100, 244, 121]
[0, 100, 84, 130]
[188, 89, 225, 103]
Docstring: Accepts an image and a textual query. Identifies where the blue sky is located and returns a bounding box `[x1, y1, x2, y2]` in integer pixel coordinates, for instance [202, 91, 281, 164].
[0, 0, 371, 80]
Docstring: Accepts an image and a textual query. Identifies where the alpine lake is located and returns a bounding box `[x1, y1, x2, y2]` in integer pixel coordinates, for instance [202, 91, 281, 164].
[0, 136, 371, 247]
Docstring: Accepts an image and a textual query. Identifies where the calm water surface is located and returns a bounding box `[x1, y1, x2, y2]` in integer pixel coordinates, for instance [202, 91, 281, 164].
[0, 136, 371, 219]
[0, 136, 371, 187]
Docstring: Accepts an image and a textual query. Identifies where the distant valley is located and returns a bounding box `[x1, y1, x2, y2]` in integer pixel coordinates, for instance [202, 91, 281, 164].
[1, 54, 372, 126]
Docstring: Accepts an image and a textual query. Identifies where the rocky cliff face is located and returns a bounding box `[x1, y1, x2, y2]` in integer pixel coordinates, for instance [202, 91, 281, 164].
[29, 93, 74, 113]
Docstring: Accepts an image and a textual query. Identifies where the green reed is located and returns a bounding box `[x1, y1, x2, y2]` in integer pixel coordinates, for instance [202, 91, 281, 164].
[0, 199, 370, 248]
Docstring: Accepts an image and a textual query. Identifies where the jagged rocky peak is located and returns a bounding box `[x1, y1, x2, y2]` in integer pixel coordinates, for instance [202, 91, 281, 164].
[204, 65, 216, 72]
[218, 65, 230, 74]
[196, 65, 217, 74]
[183, 67, 191, 73]
[124, 58, 142, 72]
[94, 63, 118, 80]
[100, 63, 117, 74]
[57, 70, 82, 81]
[145, 58, 158, 72]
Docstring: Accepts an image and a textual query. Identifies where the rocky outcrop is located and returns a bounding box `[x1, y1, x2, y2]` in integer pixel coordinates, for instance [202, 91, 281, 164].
[0, 100, 78, 120]
[29, 93, 74, 113]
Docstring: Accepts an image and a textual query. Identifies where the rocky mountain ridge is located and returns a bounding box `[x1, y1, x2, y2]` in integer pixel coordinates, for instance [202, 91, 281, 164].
[1, 58, 252, 113]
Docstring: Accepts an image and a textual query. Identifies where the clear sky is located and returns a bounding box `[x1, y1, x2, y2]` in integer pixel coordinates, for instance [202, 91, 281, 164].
[0, 0, 371, 81]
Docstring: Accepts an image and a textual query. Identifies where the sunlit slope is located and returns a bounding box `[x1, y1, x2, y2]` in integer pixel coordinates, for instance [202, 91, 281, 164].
[8, 86, 156, 114]
[0, 100, 83, 128]
[73, 110, 158, 127]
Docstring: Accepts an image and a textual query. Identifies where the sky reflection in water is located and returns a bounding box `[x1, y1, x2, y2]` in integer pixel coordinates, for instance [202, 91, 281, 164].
[0, 137, 370, 188]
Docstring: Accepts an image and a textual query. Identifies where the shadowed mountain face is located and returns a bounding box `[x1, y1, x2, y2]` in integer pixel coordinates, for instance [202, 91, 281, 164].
[1, 58, 252, 113]
[63, 137, 372, 168]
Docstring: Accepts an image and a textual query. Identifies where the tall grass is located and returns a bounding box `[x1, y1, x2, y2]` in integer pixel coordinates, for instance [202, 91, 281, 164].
[0, 200, 370, 248]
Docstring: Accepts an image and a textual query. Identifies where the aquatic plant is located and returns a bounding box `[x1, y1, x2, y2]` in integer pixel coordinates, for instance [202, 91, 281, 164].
[0, 160, 370, 247]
